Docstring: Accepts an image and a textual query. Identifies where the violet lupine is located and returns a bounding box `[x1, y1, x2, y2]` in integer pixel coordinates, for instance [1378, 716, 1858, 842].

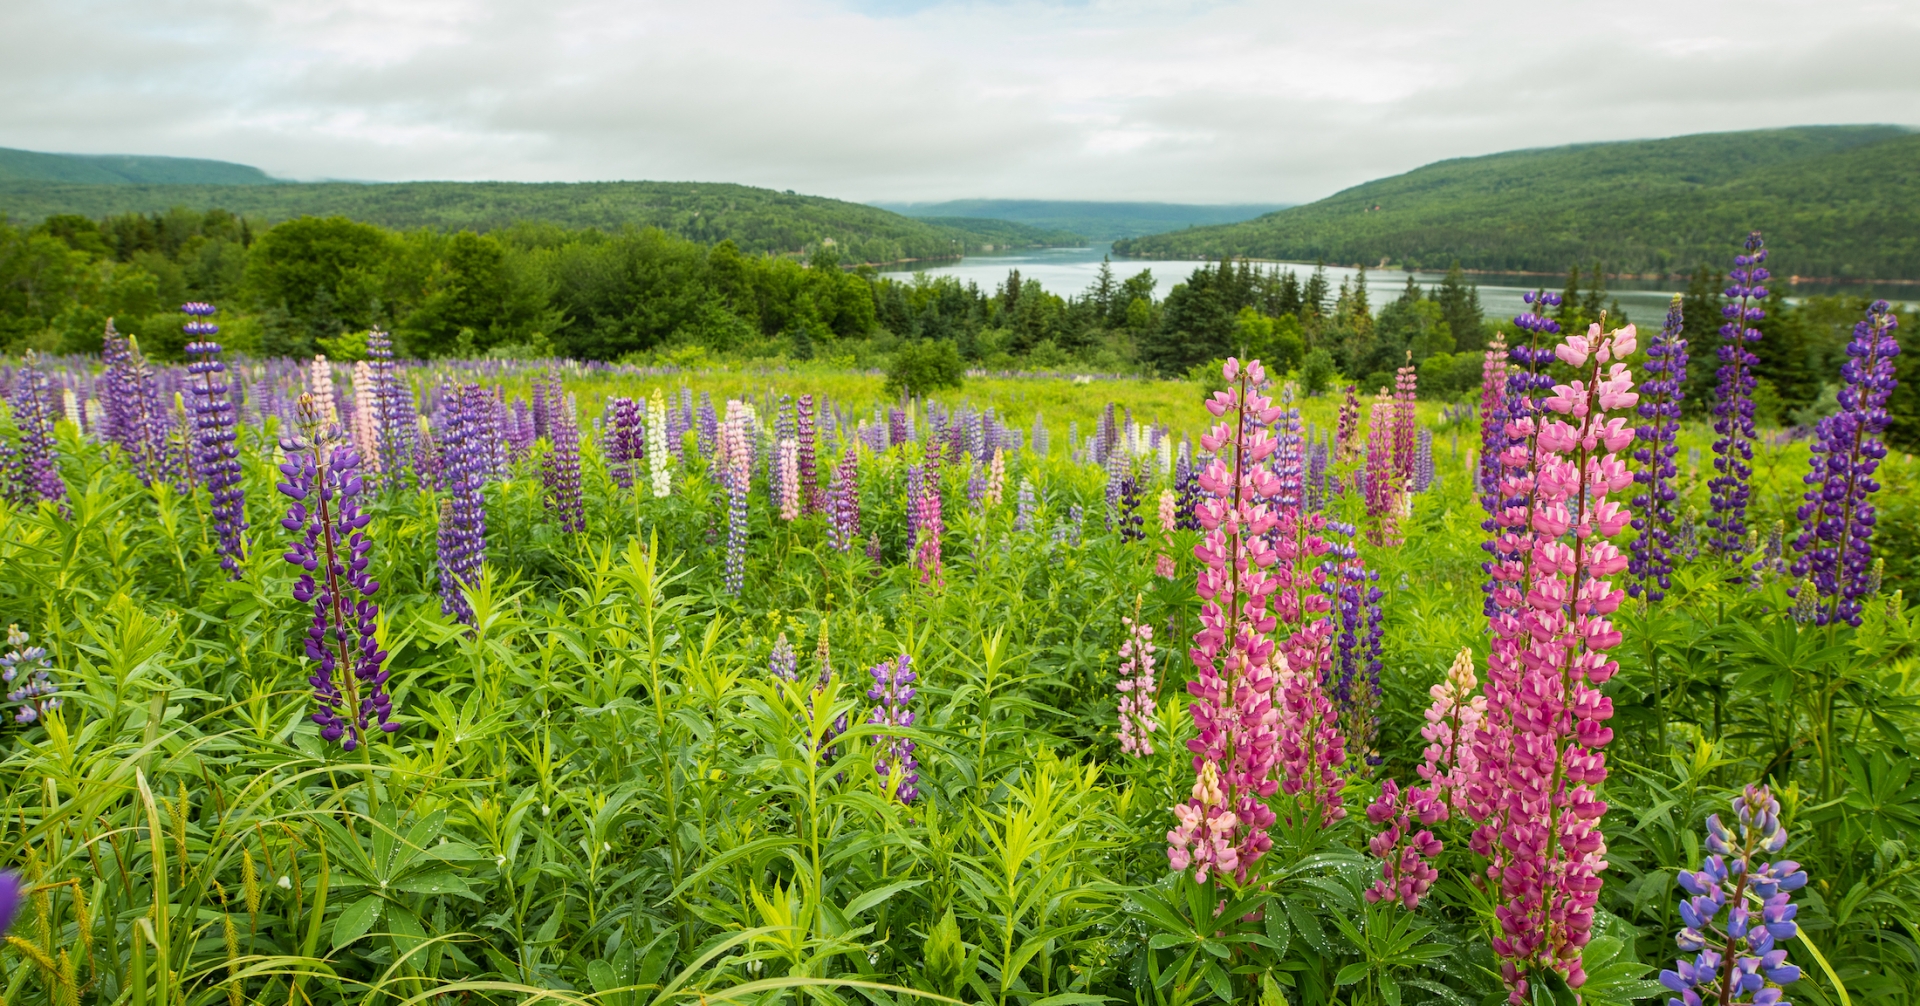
[827, 446, 860, 551]
[1478, 322, 1638, 1000]
[648, 389, 673, 498]
[1329, 549, 1384, 767]
[1708, 233, 1768, 558]
[1116, 613, 1159, 756]
[1660, 785, 1805, 1006]
[915, 443, 944, 585]
[538, 378, 584, 533]
[1031, 412, 1049, 457]
[1363, 392, 1402, 546]
[1412, 429, 1434, 493]
[1335, 385, 1361, 463]
[607, 397, 644, 491]
[777, 439, 801, 520]
[867, 655, 919, 804]
[436, 385, 491, 624]
[1631, 296, 1689, 602]
[1790, 301, 1900, 626]
[1416, 648, 1485, 817]
[797, 394, 819, 513]
[5, 354, 66, 508]
[2, 625, 60, 725]
[366, 330, 414, 487]
[277, 396, 397, 749]
[100, 321, 170, 485]
[1168, 357, 1286, 883]
[1365, 779, 1444, 909]
[183, 305, 247, 577]
[1117, 470, 1145, 543]
[769, 632, 798, 682]
[888, 408, 908, 448]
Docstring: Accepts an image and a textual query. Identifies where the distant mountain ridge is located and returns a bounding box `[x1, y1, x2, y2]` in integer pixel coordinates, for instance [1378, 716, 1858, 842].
[1113, 125, 1920, 281]
[874, 199, 1287, 241]
[0, 146, 277, 185]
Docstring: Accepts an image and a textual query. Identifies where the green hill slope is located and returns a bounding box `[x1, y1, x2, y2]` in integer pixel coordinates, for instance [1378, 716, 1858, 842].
[1112, 126, 1920, 280]
[0, 176, 1076, 264]
[0, 147, 275, 185]
[877, 198, 1287, 240]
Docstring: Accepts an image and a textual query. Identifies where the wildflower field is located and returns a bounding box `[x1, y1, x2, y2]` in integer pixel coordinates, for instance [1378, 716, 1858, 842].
[0, 241, 1917, 1006]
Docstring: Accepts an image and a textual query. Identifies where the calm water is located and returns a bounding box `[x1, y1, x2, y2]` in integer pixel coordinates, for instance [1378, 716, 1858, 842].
[883, 244, 1920, 326]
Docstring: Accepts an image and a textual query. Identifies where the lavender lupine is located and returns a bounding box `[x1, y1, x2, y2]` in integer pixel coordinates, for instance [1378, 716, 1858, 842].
[1412, 429, 1434, 493]
[2, 625, 60, 725]
[797, 394, 819, 512]
[100, 321, 170, 485]
[1631, 296, 1689, 601]
[827, 446, 861, 551]
[1335, 385, 1361, 463]
[648, 389, 673, 497]
[607, 397, 644, 491]
[1168, 358, 1286, 884]
[867, 655, 919, 804]
[366, 330, 414, 486]
[1790, 300, 1901, 626]
[436, 386, 491, 624]
[1478, 333, 1509, 522]
[538, 378, 585, 533]
[1708, 233, 1768, 557]
[720, 401, 753, 594]
[769, 633, 798, 682]
[1329, 549, 1384, 766]
[1031, 412, 1049, 457]
[1117, 612, 1159, 756]
[1660, 785, 1804, 1006]
[1015, 477, 1036, 532]
[5, 354, 66, 508]
[183, 304, 247, 576]
[277, 396, 397, 749]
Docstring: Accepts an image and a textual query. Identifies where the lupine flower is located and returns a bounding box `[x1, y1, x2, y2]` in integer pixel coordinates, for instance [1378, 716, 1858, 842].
[1335, 385, 1361, 463]
[915, 444, 945, 585]
[1790, 301, 1901, 626]
[1305, 440, 1329, 512]
[1329, 549, 1384, 767]
[100, 321, 170, 485]
[436, 385, 491, 624]
[1472, 321, 1636, 1001]
[777, 439, 801, 520]
[1708, 233, 1768, 557]
[1365, 779, 1444, 909]
[277, 395, 397, 749]
[607, 397, 644, 491]
[1660, 785, 1805, 1006]
[797, 394, 819, 512]
[1155, 488, 1179, 578]
[825, 445, 859, 551]
[1065, 503, 1084, 548]
[0, 869, 22, 936]
[647, 389, 673, 496]
[888, 408, 908, 448]
[538, 377, 584, 533]
[1117, 613, 1159, 756]
[181, 306, 248, 577]
[1168, 357, 1288, 883]
[1031, 412, 1049, 457]
[1363, 392, 1402, 546]
[1116, 470, 1145, 543]
[809, 620, 849, 764]
[1478, 334, 1509, 522]
[2, 625, 60, 725]
[1393, 361, 1418, 487]
[1416, 648, 1485, 816]
[1412, 429, 1434, 493]
[1015, 477, 1036, 532]
[308, 356, 340, 429]
[698, 392, 718, 458]
[5, 354, 66, 508]
[366, 330, 414, 487]
[720, 401, 753, 594]
[986, 447, 1005, 506]
[769, 632, 798, 682]
[349, 362, 384, 473]
[867, 654, 919, 804]
[1631, 296, 1689, 601]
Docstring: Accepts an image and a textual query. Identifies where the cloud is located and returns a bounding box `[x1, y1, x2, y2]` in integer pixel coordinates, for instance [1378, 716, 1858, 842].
[1, 0, 1914, 202]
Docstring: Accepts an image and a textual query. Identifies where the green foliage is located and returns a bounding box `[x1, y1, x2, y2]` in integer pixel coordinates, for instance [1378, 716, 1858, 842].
[1114, 126, 1920, 280]
[0, 145, 276, 185]
[878, 200, 1288, 241]
[886, 339, 966, 399]
[1301, 348, 1337, 396]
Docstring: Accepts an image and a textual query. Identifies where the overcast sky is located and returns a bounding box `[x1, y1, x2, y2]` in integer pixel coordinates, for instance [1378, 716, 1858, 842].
[2, 0, 1915, 204]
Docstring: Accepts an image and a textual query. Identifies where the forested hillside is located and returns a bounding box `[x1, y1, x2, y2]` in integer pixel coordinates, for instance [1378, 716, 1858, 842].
[0, 146, 277, 185]
[1115, 126, 1920, 279]
[878, 199, 1285, 240]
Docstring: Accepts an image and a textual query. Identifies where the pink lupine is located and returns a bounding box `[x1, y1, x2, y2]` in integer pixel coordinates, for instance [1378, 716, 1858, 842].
[1472, 322, 1638, 1001]
[1168, 357, 1287, 883]
[1155, 488, 1178, 579]
[1417, 647, 1485, 816]
[1116, 614, 1159, 757]
[986, 447, 1005, 506]
[778, 439, 800, 520]
[1393, 361, 1418, 487]
[1365, 779, 1444, 909]
[916, 442, 944, 585]
[1364, 391, 1403, 546]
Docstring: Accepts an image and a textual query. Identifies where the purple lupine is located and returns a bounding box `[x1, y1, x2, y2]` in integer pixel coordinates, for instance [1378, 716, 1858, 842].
[366, 330, 414, 488]
[1328, 543, 1385, 768]
[183, 304, 248, 578]
[797, 394, 819, 513]
[1789, 301, 1901, 626]
[1015, 477, 1036, 532]
[436, 385, 491, 624]
[276, 396, 397, 749]
[531, 377, 551, 442]
[697, 392, 718, 459]
[1483, 290, 1564, 618]
[769, 632, 798, 682]
[1708, 233, 1768, 558]
[828, 446, 860, 551]
[538, 376, 585, 533]
[100, 321, 171, 485]
[2, 625, 60, 725]
[5, 354, 66, 508]
[887, 408, 907, 448]
[1660, 785, 1804, 1006]
[507, 400, 535, 462]
[1630, 296, 1689, 602]
[606, 396, 644, 490]
[1411, 429, 1434, 493]
[1116, 470, 1145, 542]
[867, 654, 919, 804]
[1031, 412, 1049, 458]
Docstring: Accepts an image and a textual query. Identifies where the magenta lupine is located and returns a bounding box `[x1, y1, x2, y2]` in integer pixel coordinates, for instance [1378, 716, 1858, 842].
[1365, 779, 1444, 909]
[1790, 301, 1901, 627]
[1480, 322, 1637, 1000]
[1417, 648, 1485, 817]
[183, 304, 247, 577]
[1168, 358, 1286, 883]
[867, 654, 919, 804]
[5, 354, 66, 508]
[1116, 613, 1159, 756]
[1363, 392, 1403, 546]
[1631, 296, 1689, 602]
[1708, 233, 1768, 557]
[277, 396, 397, 749]
[1660, 785, 1805, 1006]
[538, 377, 584, 533]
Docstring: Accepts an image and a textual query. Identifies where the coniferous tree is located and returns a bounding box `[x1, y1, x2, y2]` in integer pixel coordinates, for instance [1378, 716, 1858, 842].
[1434, 262, 1485, 351]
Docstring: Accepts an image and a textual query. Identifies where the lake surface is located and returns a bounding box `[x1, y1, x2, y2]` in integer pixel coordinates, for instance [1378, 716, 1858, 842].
[882, 244, 1919, 328]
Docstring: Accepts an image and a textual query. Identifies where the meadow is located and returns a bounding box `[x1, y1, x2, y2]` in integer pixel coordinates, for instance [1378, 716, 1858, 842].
[0, 286, 1915, 1006]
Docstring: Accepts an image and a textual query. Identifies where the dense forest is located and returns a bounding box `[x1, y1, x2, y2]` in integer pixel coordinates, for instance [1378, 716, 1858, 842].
[876, 199, 1287, 240]
[1115, 125, 1920, 280]
[3, 205, 1916, 450]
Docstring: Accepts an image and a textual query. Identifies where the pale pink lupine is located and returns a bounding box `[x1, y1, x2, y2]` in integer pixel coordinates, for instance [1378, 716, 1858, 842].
[1168, 357, 1286, 883]
[986, 447, 1005, 506]
[1155, 488, 1178, 579]
[1474, 322, 1638, 1001]
[778, 439, 800, 520]
[350, 361, 383, 474]
[1116, 614, 1159, 757]
[309, 355, 340, 428]
[1417, 647, 1486, 814]
[1364, 391, 1403, 546]
[1365, 779, 1444, 909]
[1393, 362, 1418, 487]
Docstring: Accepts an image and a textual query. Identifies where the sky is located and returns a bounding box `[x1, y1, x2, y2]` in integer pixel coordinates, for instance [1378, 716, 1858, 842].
[2, 0, 1916, 204]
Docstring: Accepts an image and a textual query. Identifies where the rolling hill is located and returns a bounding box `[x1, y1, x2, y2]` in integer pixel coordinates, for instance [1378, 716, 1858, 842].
[1112, 126, 1920, 280]
[875, 198, 1286, 241]
[0, 146, 277, 185]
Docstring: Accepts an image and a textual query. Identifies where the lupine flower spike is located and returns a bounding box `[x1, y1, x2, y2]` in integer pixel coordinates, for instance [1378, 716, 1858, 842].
[1365, 779, 1443, 909]
[183, 303, 248, 577]
[1631, 296, 1688, 601]
[1116, 605, 1159, 757]
[867, 655, 919, 804]
[2, 626, 60, 725]
[1660, 785, 1804, 1006]
[1708, 233, 1767, 558]
[1416, 647, 1484, 816]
